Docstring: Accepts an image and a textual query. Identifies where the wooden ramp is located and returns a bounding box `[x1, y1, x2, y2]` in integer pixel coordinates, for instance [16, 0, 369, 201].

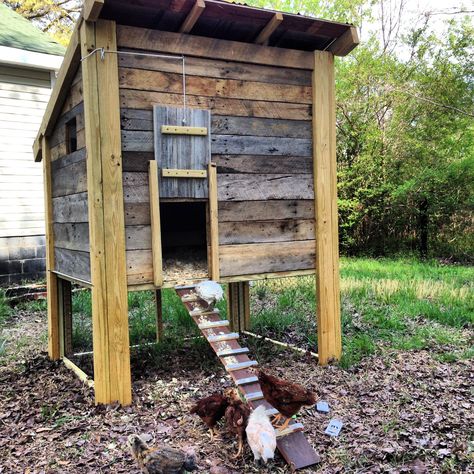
[175, 286, 320, 471]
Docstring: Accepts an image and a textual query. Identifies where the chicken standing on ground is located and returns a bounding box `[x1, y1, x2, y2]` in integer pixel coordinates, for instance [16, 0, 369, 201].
[224, 388, 251, 458]
[246, 405, 277, 465]
[195, 280, 224, 308]
[257, 369, 317, 431]
[190, 392, 229, 440]
[128, 435, 197, 474]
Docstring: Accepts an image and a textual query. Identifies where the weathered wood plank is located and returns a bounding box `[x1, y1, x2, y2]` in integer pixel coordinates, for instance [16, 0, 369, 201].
[53, 222, 90, 252]
[154, 106, 210, 199]
[119, 68, 311, 104]
[51, 148, 86, 172]
[118, 53, 312, 86]
[125, 225, 152, 250]
[120, 90, 311, 121]
[212, 135, 312, 156]
[219, 219, 315, 245]
[49, 102, 85, 148]
[122, 131, 311, 156]
[122, 151, 154, 172]
[218, 200, 314, 222]
[220, 240, 315, 277]
[54, 247, 91, 282]
[50, 129, 86, 161]
[218, 174, 314, 201]
[214, 155, 312, 174]
[179, 0, 205, 33]
[121, 110, 311, 137]
[52, 192, 89, 223]
[124, 202, 150, 225]
[126, 249, 153, 285]
[51, 159, 87, 197]
[116, 25, 314, 70]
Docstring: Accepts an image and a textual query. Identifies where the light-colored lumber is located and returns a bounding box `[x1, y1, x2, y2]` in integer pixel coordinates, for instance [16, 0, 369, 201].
[161, 125, 208, 135]
[34, 19, 82, 161]
[81, 20, 131, 405]
[327, 26, 359, 57]
[63, 356, 95, 388]
[227, 281, 250, 332]
[83, 0, 104, 21]
[179, 0, 206, 33]
[148, 160, 163, 286]
[208, 162, 220, 280]
[255, 12, 283, 45]
[162, 168, 207, 178]
[312, 51, 341, 365]
[116, 25, 314, 70]
[95, 19, 131, 405]
[42, 135, 60, 360]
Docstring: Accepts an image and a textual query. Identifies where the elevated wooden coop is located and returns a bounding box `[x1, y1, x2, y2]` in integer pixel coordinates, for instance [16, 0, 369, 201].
[33, 0, 358, 411]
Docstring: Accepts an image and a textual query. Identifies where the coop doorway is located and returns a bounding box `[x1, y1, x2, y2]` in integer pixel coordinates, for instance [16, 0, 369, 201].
[160, 201, 209, 281]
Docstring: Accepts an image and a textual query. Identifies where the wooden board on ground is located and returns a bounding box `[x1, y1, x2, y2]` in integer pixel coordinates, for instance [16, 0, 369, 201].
[175, 286, 320, 471]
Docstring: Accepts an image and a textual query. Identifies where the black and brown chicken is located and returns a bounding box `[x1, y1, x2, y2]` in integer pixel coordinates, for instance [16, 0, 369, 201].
[257, 369, 317, 431]
[128, 434, 197, 474]
[224, 388, 251, 458]
[190, 392, 229, 440]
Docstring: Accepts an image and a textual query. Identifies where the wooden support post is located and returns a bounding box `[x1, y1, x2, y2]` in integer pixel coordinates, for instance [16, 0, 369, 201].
[149, 160, 163, 287]
[312, 51, 341, 364]
[42, 136, 60, 360]
[155, 289, 163, 342]
[81, 20, 131, 405]
[227, 282, 250, 332]
[208, 162, 220, 281]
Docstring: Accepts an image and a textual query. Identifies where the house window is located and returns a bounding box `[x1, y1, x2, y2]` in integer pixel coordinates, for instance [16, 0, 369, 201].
[66, 117, 77, 153]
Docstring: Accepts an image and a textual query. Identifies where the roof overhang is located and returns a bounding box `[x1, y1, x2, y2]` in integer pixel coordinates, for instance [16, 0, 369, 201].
[0, 45, 63, 71]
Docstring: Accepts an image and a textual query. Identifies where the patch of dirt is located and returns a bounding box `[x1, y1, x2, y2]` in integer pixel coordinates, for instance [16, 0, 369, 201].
[0, 312, 473, 473]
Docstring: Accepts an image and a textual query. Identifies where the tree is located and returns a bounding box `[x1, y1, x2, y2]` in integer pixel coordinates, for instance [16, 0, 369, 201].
[4, 0, 81, 45]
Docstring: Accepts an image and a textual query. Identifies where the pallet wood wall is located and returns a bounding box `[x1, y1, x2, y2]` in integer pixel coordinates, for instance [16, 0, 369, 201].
[49, 68, 91, 282]
[117, 26, 315, 284]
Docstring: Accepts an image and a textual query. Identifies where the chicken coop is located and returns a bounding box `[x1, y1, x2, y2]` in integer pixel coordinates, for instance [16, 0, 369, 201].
[33, 0, 358, 406]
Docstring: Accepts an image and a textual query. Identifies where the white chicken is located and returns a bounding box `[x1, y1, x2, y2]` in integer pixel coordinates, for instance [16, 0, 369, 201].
[195, 281, 224, 308]
[245, 405, 277, 465]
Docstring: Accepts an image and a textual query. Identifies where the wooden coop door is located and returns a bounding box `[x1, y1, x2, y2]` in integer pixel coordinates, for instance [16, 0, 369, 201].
[153, 105, 211, 199]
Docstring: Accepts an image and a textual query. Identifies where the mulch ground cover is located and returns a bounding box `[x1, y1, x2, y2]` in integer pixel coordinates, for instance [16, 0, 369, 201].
[0, 311, 473, 473]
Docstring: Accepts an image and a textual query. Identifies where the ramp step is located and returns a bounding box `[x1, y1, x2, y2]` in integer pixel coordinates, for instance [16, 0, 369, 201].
[276, 422, 304, 438]
[181, 294, 199, 302]
[245, 391, 265, 402]
[191, 308, 219, 316]
[235, 376, 259, 386]
[217, 347, 249, 357]
[207, 332, 239, 343]
[198, 320, 229, 329]
[175, 284, 197, 290]
[225, 360, 258, 372]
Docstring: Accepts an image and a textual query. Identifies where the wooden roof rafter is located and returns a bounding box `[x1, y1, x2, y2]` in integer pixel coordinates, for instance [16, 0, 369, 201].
[254, 12, 283, 45]
[179, 0, 206, 34]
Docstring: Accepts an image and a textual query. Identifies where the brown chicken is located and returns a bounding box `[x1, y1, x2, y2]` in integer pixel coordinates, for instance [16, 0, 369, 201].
[224, 388, 251, 458]
[128, 434, 196, 474]
[257, 369, 317, 431]
[190, 392, 229, 440]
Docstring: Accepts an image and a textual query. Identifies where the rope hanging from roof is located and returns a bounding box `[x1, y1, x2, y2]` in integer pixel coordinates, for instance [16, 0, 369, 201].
[80, 48, 189, 124]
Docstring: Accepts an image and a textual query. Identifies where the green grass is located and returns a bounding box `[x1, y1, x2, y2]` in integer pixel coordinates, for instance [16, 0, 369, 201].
[9, 257, 473, 368]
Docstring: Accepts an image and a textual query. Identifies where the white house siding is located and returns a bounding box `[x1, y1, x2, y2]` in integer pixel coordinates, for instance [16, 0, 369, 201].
[0, 64, 52, 284]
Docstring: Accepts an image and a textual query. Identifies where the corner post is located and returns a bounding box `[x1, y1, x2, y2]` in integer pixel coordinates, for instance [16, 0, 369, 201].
[312, 51, 342, 364]
[81, 20, 131, 405]
[42, 135, 60, 360]
[227, 282, 250, 332]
